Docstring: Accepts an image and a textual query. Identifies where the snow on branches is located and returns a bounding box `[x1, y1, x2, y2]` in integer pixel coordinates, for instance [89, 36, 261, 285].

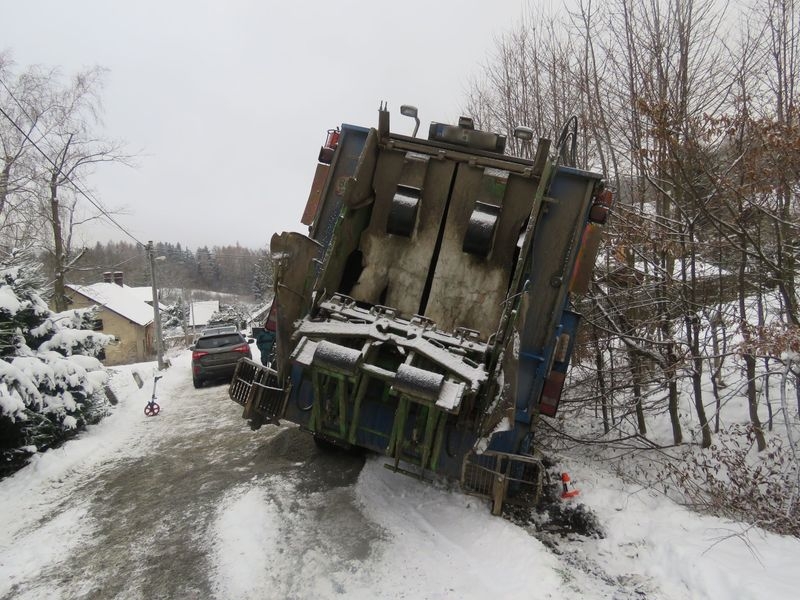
[1, 255, 113, 475]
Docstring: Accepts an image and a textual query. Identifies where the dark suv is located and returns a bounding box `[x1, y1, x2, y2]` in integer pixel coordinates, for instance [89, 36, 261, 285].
[191, 332, 252, 388]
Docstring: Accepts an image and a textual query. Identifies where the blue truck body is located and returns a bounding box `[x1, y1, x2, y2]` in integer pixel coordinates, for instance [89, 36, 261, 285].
[230, 106, 610, 513]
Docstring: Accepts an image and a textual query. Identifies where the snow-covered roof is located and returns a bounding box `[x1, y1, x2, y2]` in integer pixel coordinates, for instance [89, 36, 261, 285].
[66, 283, 155, 327]
[125, 286, 152, 303]
[126, 285, 169, 310]
[189, 300, 219, 327]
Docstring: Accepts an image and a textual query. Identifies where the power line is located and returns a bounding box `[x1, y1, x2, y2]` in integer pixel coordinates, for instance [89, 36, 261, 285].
[0, 77, 146, 248]
[70, 252, 148, 272]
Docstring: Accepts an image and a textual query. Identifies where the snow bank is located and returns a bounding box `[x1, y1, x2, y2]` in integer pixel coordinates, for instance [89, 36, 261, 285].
[0, 363, 154, 544]
[353, 458, 564, 599]
[568, 458, 800, 600]
[208, 461, 564, 600]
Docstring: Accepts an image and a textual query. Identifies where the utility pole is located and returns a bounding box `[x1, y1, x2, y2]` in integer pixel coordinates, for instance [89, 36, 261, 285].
[148, 241, 166, 370]
[182, 288, 191, 346]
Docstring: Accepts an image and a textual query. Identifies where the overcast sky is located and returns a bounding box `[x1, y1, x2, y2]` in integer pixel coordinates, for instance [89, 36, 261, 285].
[3, 0, 530, 251]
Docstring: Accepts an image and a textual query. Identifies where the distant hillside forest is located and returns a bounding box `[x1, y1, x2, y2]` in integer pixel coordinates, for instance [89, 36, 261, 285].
[51, 241, 274, 300]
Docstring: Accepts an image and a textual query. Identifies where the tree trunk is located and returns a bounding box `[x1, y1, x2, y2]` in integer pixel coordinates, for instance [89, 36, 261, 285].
[592, 325, 610, 434]
[0, 161, 10, 214]
[744, 352, 767, 451]
[710, 313, 724, 433]
[630, 352, 647, 435]
[796, 373, 800, 415]
[739, 244, 767, 451]
[689, 316, 712, 447]
[666, 342, 683, 445]
[50, 168, 67, 312]
[764, 356, 774, 431]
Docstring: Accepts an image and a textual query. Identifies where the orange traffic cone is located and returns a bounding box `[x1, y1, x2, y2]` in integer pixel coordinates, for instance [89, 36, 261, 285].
[560, 472, 580, 499]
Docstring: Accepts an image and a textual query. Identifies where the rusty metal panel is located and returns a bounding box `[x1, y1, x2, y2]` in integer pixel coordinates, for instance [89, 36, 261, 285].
[570, 222, 603, 294]
[270, 231, 322, 380]
[301, 163, 330, 226]
[350, 150, 456, 318]
[424, 167, 537, 339]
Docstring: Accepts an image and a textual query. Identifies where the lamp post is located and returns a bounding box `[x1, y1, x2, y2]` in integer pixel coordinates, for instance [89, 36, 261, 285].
[148, 240, 167, 370]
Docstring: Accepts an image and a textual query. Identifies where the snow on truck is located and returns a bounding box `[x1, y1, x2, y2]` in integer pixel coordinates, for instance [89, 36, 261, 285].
[229, 103, 612, 514]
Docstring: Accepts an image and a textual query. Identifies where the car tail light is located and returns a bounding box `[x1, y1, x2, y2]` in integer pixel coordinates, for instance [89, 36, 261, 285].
[232, 344, 250, 354]
[192, 350, 209, 360]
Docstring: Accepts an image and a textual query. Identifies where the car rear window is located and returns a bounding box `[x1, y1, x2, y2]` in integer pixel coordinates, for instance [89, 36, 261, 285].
[195, 334, 245, 350]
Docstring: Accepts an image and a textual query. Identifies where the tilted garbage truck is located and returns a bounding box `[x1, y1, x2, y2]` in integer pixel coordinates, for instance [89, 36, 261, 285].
[230, 103, 612, 514]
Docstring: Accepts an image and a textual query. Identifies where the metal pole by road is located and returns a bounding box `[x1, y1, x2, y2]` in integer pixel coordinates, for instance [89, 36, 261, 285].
[182, 288, 191, 346]
[148, 240, 167, 370]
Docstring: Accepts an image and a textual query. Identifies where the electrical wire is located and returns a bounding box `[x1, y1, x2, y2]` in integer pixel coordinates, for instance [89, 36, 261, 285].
[0, 77, 146, 248]
[70, 252, 148, 272]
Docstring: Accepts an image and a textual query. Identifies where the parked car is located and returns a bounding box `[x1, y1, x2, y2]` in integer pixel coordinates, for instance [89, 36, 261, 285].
[191, 332, 253, 388]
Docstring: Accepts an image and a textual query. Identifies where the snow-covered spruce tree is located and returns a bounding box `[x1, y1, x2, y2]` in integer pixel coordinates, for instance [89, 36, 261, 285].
[161, 297, 186, 334]
[0, 252, 113, 475]
[209, 303, 250, 330]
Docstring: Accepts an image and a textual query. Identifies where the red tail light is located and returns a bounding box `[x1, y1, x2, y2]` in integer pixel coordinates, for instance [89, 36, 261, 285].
[232, 344, 250, 354]
[266, 300, 277, 332]
[192, 350, 208, 360]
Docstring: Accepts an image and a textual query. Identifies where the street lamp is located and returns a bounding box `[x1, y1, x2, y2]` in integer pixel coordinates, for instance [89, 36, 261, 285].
[147, 241, 167, 370]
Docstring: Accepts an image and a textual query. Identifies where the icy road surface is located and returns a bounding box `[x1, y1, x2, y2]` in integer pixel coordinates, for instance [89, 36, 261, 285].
[3, 352, 800, 599]
[0, 361, 381, 600]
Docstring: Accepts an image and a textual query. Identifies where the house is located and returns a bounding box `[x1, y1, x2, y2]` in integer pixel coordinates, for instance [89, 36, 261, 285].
[65, 280, 157, 366]
[188, 300, 219, 333]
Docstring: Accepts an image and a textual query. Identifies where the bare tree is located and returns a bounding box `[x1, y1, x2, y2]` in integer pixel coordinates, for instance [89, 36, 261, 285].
[0, 62, 131, 310]
[463, 0, 799, 454]
[0, 57, 57, 247]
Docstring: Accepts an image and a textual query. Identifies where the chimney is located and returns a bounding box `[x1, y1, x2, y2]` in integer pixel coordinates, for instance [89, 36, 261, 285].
[113, 271, 124, 286]
[103, 272, 113, 283]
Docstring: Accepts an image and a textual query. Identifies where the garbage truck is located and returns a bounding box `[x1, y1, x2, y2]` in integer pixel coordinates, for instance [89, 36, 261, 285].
[229, 103, 612, 514]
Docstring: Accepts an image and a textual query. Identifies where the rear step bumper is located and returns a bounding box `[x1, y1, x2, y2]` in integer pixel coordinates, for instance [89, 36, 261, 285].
[229, 358, 287, 426]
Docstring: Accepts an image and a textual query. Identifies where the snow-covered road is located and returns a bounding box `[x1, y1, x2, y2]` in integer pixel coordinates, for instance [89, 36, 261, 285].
[0, 355, 382, 599]
[3, 351, 800, 599]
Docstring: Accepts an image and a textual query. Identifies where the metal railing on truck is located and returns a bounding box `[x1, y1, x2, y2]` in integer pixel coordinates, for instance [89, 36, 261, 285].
[230, 358, 286, 425]
[461, 450, 546, 515]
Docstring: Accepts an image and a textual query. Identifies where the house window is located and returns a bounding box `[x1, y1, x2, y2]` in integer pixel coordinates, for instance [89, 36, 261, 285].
[92, 319, 104, 331]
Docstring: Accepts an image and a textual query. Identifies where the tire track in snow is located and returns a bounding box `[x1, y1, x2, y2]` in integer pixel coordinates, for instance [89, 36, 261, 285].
[2, 364, 378, 600]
